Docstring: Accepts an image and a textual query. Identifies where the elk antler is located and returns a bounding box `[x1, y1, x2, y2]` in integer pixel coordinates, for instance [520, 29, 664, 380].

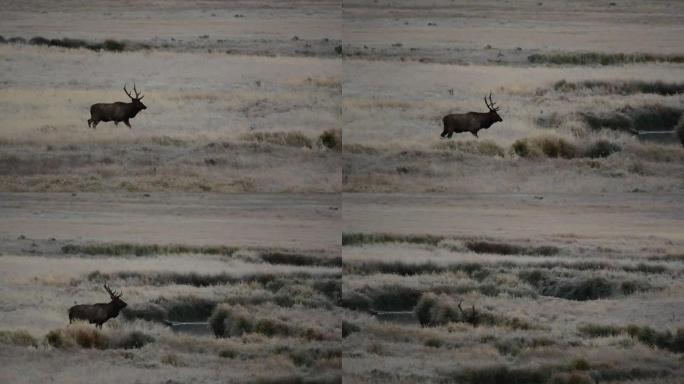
[123, 83, 143, 100]
[484, 91, 500, 112]
[103, 282, 122, 299]
[132, 83, 143, 100]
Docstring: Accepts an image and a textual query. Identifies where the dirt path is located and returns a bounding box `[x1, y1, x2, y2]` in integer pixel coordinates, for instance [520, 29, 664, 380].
[0, 193, 340, 250]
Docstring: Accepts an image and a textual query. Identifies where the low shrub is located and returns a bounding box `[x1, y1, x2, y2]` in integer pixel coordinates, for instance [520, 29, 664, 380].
[318, 129, 341, 150]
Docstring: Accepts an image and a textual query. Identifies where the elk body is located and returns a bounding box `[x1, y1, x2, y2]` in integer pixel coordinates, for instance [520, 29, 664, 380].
[88, 84, 146, 129]
[69, 283, 127, 328]
[441, 92, 502, 138]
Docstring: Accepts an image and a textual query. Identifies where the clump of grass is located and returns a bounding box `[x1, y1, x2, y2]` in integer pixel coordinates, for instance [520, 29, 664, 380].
[45, 326, 153, 349]
[434, 140, 505, 157]
[0, 330, 38, 347]
[465, 240, 559, 256]
[209, 304, 320, 339]
[241, 132, 313, 148]
[62, 243, 238, 257]
[511, 136, 578, 159]
[318, 129, 341, 150]
[209, 304, 253, 337]
[255, 318, 292, 337]
[553, 79, 684, 96]
[110, 330, 154, 349]
[519, 270, 646, 301]
[528, 52, 684, 65]
[583, 140, 621, 158]
[578, 324, 684, 353]
[342, 232, 444, 246]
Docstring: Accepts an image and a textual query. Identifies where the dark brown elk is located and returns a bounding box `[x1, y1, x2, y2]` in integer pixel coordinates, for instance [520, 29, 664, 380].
[87, 83, 146, 129]
[68, 283, 127, 328]
[440, 92, 502, 138]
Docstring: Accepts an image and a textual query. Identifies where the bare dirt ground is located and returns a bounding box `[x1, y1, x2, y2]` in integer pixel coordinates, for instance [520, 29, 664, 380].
[342, 193, 684, 383]
[0, 193, 342, 383]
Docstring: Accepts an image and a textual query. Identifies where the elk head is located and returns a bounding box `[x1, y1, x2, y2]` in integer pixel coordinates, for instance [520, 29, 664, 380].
[104, 282, 127, 311]
[123, 83, 147, 110]
[484, 91, 502, 122]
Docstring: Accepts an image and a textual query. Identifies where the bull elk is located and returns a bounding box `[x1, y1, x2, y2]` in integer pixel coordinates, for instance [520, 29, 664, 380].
[441, 92, 502, 138]
[87, 83, 147, 129]
[68, 283, 127, 328]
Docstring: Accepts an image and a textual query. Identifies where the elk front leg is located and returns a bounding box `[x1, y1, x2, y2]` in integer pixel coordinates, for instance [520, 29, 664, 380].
[124, 120, 131, 129]
[470, 130, 479, 138]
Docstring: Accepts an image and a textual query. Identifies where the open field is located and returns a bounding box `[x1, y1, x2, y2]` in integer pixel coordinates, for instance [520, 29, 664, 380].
[342, 193, 684, 383]
[0, 193, 341, 383]
[0, 1, 341, 193]
[342, 0, 684, 192]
